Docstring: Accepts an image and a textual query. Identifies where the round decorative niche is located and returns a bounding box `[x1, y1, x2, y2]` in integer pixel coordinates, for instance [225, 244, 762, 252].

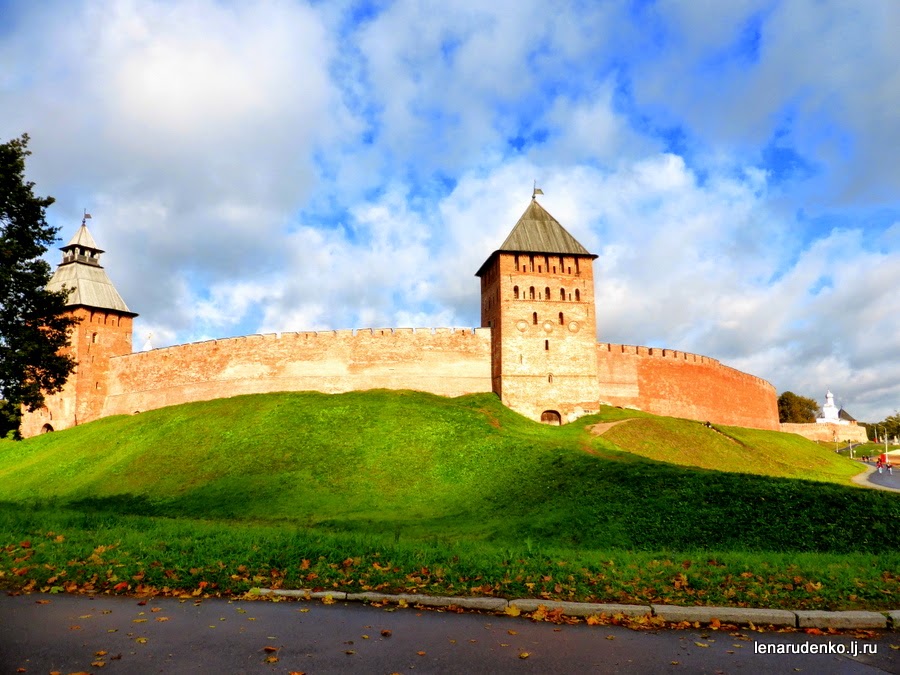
[542, 321, 554, 333]
[516, 320, 529, 332]
[568, 321, 580, 333]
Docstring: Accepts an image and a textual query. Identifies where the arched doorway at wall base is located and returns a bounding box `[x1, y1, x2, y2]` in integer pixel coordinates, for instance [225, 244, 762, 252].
[540, 410, 561, 425]
[41, 424, 54, 433]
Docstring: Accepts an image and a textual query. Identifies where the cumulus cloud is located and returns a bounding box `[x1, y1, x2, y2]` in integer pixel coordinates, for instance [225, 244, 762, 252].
[1, 0, 347, 333]
[628, 0, 900, 206]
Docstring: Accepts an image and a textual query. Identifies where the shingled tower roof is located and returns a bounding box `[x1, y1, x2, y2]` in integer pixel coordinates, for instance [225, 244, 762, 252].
[46, 222, 136, 316]
[476, 198, 596, 277]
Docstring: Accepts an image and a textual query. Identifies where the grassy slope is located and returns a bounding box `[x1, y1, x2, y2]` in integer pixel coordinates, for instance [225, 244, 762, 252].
[600, 416, 860, 483]
[0, 391, 896, 555]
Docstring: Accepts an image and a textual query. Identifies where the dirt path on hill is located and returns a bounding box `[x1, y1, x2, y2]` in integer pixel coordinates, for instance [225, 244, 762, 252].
[587, 419, 633, 436]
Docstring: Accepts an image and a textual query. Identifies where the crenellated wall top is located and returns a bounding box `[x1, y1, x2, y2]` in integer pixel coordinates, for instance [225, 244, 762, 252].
[112, 326, 493, 362]
[597, 342, 775, 391]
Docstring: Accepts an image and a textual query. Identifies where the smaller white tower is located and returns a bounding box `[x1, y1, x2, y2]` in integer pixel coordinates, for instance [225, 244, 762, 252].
[816, 390, 848, 425]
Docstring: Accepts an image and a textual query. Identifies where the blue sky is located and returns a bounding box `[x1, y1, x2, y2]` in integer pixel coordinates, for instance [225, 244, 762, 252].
[2, 0, 898, 421]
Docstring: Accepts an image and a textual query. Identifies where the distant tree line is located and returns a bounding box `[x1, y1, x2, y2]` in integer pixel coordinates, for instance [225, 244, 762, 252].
[864, 412, 900, 444]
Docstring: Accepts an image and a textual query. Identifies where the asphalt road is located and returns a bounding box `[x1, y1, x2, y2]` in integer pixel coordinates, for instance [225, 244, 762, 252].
[1, 592, 897, 674]
[864, 461, 900, 491]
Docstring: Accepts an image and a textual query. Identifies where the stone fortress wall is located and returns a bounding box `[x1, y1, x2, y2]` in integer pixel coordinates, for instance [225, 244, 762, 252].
[101, 327, 494, 417]
[88, 329, 779, 431]
[779, 422, 869, 444]
[20, 201, 785, 436]
[23, 323, 782, 434]
[596, 343, 780, 430]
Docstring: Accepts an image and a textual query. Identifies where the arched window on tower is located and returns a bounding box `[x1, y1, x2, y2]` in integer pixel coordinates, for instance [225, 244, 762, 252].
[559, 312, 564, 325]
[532, 312, 538, 325]
[514, 286, 519, 299]
[575, 289, 581, 301]
[544, 287, 550, 300]
[575, 259, 580, 274]
[560, 288, 565, 300]
[529, 287, 535, 300]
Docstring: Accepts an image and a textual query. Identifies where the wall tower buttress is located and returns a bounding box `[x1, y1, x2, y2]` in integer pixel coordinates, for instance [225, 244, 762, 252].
[476, 199, 600, 423]
[19, 219, 137, 437]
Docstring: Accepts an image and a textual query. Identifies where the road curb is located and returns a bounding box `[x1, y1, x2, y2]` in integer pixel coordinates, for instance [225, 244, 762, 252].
[795, 610, 888, 629]
[254, 589, 898, 630]
[509, 599, 650, 618]
[651, 604, 795, 627]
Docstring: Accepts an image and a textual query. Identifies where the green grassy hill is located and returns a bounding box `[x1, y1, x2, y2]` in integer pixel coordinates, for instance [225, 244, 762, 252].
[599, 416, 860, 483]
[0, 391, 895, 554]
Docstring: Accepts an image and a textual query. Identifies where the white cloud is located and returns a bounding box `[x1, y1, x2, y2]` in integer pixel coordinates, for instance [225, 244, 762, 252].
[629, 0, 900, 205]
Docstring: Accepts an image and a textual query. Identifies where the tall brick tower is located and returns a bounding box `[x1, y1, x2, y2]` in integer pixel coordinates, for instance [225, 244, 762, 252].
[19, 218, 136, 436]
[476, 197, 600, 424]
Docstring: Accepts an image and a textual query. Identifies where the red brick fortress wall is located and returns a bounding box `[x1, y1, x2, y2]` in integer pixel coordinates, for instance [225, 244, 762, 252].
[780, 422, 868, 443]
[102, 327, 492, 417]
[596, 343, 779, 430]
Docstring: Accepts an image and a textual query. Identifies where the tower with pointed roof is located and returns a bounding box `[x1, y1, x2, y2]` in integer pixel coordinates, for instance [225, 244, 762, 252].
[476, 198, 600, 424]
[20, 219, 136, 436]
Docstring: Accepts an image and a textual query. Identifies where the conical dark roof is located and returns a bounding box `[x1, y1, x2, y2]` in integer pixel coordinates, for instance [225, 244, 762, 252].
[838, 408, 857, 423]
[476, 199, 595, 276]
[499, 199, 592, 255]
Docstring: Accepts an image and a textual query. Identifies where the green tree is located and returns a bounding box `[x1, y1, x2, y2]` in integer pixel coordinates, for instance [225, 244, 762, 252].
[870, 412, 900, 443]
[0, 134, 78, 436]
[777, 391, 819, 423]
